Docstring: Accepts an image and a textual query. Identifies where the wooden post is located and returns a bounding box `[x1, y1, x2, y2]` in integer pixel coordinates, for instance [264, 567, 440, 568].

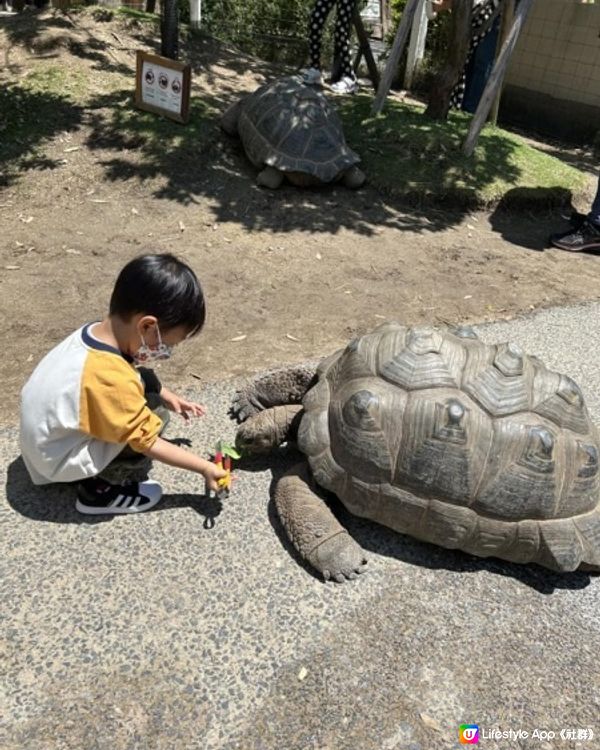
[190, 0, 201, 29]
[371, 0, 421, 115]
[381, 0, 392, 38]
[489, 0, 515, 125]
[404, 0, 428, 90]
[463, 0, 535, 156]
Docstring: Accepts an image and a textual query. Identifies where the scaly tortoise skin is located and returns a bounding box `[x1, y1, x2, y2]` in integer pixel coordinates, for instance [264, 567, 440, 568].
[233, 323, 600, 581]
[220, 76, 365, 189]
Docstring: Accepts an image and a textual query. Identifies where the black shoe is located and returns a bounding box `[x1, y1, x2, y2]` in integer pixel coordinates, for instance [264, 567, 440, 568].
[76, 477, 163, 515]
[550, 220, 600, 252]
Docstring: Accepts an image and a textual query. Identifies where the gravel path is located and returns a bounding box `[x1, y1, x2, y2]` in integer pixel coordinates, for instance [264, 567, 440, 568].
[2, 304, 599, 750]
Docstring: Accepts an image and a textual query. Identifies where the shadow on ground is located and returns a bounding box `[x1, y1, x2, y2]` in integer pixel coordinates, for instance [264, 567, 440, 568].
[488, 187, 575, 251]
[233, 451, 596, 595]
[5, 455, 224, 529]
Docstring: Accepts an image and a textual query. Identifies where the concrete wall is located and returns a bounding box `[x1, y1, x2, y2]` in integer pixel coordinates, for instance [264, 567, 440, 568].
[501, 0, 600, 141]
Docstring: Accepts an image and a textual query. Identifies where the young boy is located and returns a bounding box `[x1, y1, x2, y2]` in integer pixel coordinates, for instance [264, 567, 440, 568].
[20, 253, 226, 515]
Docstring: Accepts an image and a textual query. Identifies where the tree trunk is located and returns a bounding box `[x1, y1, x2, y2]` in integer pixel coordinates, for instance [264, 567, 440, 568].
[161, 0, 179, 60]
[425, 0, 472, 120]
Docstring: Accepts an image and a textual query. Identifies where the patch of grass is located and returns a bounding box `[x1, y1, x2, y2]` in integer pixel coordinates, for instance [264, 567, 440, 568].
[87, 91, 219, 153]
[338, 96, 588, 207]
[114, 7, 160, 24]
[24, 64, 89, 101]
[0, 84, 82, 173]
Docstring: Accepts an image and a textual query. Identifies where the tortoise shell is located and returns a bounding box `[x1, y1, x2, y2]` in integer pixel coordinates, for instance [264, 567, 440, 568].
[297, 322, 600, 571]
[237, 76, 360, 183]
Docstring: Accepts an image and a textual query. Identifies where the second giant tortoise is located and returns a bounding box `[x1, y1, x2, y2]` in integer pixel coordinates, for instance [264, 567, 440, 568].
[220, 76, 365, 189]
[233, 322, 600, 582]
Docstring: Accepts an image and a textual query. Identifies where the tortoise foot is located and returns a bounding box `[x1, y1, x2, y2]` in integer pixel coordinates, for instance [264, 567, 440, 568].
[257, 166, 284, 189]
[308, 532, 368, 583]
[343, 165, 366, 189]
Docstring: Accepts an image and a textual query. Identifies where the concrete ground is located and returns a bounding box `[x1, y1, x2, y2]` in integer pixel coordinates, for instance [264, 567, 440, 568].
[2, 303, 599, 750]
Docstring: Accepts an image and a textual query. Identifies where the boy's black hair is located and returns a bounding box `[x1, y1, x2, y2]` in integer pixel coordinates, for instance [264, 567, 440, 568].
[110, 254, 206, 335]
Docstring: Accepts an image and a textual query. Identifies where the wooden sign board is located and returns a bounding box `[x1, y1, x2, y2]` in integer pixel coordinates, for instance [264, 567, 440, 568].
[135, 51, 191, 124]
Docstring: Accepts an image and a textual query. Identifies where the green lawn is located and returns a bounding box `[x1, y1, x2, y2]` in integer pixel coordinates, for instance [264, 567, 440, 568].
[338, 95, 587, 207]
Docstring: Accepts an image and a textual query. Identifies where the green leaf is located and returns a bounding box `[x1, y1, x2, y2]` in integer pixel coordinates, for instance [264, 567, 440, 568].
[215, 440, 242, 460]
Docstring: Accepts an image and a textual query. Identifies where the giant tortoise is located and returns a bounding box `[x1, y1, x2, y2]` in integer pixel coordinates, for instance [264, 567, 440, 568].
[232, 322, 600, 582]
[220, 76, 365, 189]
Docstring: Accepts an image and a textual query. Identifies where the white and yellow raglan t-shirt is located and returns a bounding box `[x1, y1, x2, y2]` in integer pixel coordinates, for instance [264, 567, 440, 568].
[20, 324, 163, 485]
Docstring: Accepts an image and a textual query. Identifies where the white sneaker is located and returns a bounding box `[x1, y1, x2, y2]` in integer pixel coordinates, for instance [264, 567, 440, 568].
[76, 478, 163, 515]
[301, 67, 323, 86]
[330, 76, 359, 95]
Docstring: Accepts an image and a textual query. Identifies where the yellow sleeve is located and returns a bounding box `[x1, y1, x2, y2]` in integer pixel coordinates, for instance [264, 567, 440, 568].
[79, 350, 163, 453]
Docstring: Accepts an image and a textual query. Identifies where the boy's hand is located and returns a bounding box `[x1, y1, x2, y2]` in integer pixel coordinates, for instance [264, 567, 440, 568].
[203, 462, 228, 493]
[161, 387, 206, 420]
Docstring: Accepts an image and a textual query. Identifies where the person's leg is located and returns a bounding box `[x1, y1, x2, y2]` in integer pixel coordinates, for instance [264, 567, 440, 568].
[550, 174, 600, 252]
[333, 0, 355, 79]
[305, 0, 337, 82]
[589, 174, 600, 227]
[450, 0, 501, 110]
[330, 0, 358, 93]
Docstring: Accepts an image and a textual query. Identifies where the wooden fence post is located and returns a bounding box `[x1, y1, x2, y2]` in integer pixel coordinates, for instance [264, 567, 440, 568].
[371, 0, 421, 115]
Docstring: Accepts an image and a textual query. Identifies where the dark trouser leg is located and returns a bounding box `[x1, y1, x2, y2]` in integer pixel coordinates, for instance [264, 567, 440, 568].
[333, 0, 355, 80]
[309, 0, 337, 70]
[589, 174, 600, 227]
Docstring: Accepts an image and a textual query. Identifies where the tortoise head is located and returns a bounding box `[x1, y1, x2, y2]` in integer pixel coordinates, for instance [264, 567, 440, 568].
[235, 405, 304, 455]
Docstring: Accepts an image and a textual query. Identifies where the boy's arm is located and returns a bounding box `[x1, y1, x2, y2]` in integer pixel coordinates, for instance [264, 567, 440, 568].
[143, 437, 226, 491]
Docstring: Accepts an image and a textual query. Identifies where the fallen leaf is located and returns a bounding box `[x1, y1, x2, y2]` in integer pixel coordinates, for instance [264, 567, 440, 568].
[15, 241, 24, 247]
[419, 713, 441, 732]
[286, 334, 300, 341]
[230, 334, 247, 342]
[297, 667, 308, 681]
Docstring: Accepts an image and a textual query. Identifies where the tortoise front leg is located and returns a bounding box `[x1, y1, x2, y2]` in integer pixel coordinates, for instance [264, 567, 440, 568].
[232, 364, 317, 422]
[275, 463, 368, 583]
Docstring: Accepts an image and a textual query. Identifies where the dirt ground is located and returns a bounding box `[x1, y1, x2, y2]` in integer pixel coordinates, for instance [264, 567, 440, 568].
[1, 9, 599, 427]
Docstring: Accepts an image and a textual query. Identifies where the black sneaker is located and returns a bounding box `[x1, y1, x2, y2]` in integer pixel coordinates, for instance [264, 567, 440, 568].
[76, 477, 163, 515]
[550, 220, 600, 252]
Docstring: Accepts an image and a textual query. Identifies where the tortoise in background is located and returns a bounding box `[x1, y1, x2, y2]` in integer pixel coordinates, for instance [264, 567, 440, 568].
[233, 322, 600, 582]
[221, 76, 365, 189]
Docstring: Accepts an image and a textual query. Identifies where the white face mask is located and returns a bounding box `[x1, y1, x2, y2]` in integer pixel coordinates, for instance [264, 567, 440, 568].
[132, 324, 173, 365]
